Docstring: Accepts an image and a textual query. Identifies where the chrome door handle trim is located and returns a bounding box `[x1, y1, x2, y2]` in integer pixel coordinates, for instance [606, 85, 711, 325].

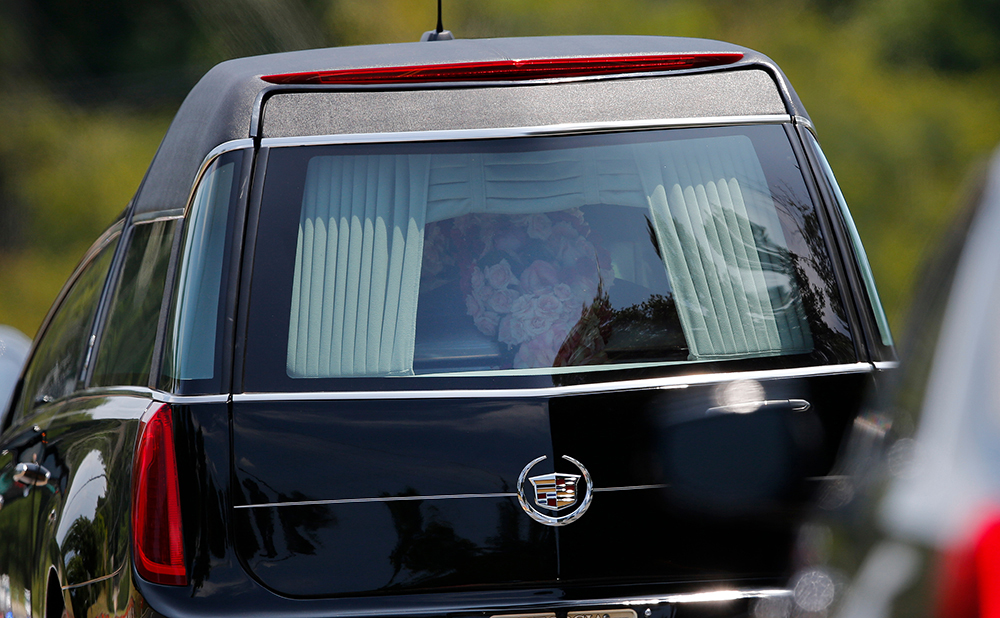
[706, 398, 811, 415]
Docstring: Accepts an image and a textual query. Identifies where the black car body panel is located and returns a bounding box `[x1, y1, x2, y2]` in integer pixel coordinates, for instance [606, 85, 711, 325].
[0, 34, 893, 618]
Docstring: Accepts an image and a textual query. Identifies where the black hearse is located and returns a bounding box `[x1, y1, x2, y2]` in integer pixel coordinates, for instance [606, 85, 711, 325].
[0, 35, 894, 618]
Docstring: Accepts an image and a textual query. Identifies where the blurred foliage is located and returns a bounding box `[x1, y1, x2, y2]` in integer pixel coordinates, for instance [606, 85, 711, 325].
[0, 0, 998, 342]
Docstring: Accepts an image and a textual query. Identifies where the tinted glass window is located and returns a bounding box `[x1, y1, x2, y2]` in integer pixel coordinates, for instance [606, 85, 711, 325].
[807, 132, 894, 349]
[92, 219, 177, 387]
[159, 151, 243, 392]
[18, 235, 118, 413]
[246, 125, 854, 391]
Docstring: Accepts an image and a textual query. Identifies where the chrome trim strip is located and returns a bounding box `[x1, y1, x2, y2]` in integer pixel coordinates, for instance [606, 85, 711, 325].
[874, 361, 899, 371]
[236, 483, 669, 510]
[131, 211, 184, 225]
[70, 386, 231, 405]
[793, 115, 815, 133]
[182, 138, 255, 217]
[83, 385, 153, 398]
[592, 484, 668, 493]
[62, 563, 126, 590]
[260, 115, 793, 148]
[235, 492, 517, 509]
[620, 589, 791, 605]
[283, 588, 791, 617]
[152, 392, 230, 404]
[234, 362, 872, 402]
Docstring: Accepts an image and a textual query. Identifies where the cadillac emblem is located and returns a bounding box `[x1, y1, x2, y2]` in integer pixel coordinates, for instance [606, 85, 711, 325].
[517, 455, 593, 526]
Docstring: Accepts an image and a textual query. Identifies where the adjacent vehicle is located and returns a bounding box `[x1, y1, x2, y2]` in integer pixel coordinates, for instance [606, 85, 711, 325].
[785, 147, 1000, 618]
[0, 35, 893, 618]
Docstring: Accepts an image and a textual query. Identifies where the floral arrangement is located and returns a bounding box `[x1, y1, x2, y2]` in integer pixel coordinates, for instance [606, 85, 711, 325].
[423, 208, 613, 369]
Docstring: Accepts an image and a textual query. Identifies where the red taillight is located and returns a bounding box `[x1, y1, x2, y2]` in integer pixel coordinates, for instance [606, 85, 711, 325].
[132, 403, 187, 586]
[261, 53, 744, 85]
[936, 513, 1000, 618]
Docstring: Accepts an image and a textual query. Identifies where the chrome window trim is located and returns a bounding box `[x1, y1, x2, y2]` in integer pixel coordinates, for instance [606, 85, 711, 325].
[793, 114, 815, 133]
[234, 362, 872, 402]
[235, 483, 670, 510]
[151, 391, 230, 404]
[138, 139, 255, 221]
[874, 361, 899, 371]
[130, 211, 184, 225]
[70, 385, 231, 404]
[259, 114, 793, 149]
[181, 138, 255, 218]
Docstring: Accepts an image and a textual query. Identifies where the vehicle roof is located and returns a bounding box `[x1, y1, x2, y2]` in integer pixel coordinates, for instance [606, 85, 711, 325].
[132, 35, 808, 218]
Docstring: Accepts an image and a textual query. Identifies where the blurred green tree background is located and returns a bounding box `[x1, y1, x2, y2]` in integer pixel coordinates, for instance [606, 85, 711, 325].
[1, 0, 998, 338]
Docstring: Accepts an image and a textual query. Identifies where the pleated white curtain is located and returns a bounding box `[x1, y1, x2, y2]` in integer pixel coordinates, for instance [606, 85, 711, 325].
[287, 136, 814, 377]
[287, 155, 429, 377]
[633, 135, 812, 359]
[424, 148, 646, 222]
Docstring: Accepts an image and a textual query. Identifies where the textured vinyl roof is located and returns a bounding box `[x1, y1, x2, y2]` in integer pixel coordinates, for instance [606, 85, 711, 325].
[132, 35, 807, 217]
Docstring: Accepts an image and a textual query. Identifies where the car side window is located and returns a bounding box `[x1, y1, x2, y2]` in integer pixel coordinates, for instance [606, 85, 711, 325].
[15, 234, 119, 417]
[159, 152, 242, 393]
[91, 219, 178, 387]
[806, 132, 894, 349]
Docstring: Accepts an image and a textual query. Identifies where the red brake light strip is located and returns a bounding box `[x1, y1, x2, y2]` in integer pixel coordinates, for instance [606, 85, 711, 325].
[132, 403, 188, 586]
[261, 53, 745, 85]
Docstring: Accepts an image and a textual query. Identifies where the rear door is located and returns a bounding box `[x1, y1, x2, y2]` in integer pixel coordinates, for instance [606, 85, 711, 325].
[231, 122, 873, 598]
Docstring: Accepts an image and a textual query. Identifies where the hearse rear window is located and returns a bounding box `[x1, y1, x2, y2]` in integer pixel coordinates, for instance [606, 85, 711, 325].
[245, 125, 853, 389]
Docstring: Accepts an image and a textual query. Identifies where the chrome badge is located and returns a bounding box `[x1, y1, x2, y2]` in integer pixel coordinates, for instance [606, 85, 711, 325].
[517, 455, 593, 526]
[531, 471, 580, 510]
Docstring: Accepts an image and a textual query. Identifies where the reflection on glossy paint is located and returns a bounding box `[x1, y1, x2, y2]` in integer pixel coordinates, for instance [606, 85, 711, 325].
[714, 379, 765, 414]
[56, 450, 107, 544]
[0, 576, 8, 617]
[751, 596, 792, 618]
[792, 568, 835, 613]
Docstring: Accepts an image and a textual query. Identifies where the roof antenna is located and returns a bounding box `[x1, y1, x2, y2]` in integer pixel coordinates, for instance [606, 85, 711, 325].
[421, 0, 454, 41]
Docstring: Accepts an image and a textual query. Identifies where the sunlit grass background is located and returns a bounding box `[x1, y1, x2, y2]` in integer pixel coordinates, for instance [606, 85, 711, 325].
[2, 0, 998, 339]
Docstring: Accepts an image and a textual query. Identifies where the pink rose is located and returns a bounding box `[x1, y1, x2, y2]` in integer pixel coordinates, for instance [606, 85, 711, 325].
[526, 314, 554, 337]
[535, 293, 562, 318]
[498, 315, 529, 346]
[510, 295, 533, 319]
[513, 335, 559, 369]
[488, 288, 519, 314]
[526, 214, 553, 240]
[474, 311, 500, 337]
[548, 322, 570, 346]
[470, 266, 486, 291]
[465, 294, 482, 317]
[553, 283, 572, 301]
[473, 283, 493, 303]
[485, 259, 518, 289]
[520, 260, 559, 293]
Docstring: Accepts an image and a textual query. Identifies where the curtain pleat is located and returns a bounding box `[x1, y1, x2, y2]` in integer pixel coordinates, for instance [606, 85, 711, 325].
[288, 136, 812, 378]
[425, 148, 643, 222]
[635, 136, 812, 359]
[288, 155, 428, 377]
